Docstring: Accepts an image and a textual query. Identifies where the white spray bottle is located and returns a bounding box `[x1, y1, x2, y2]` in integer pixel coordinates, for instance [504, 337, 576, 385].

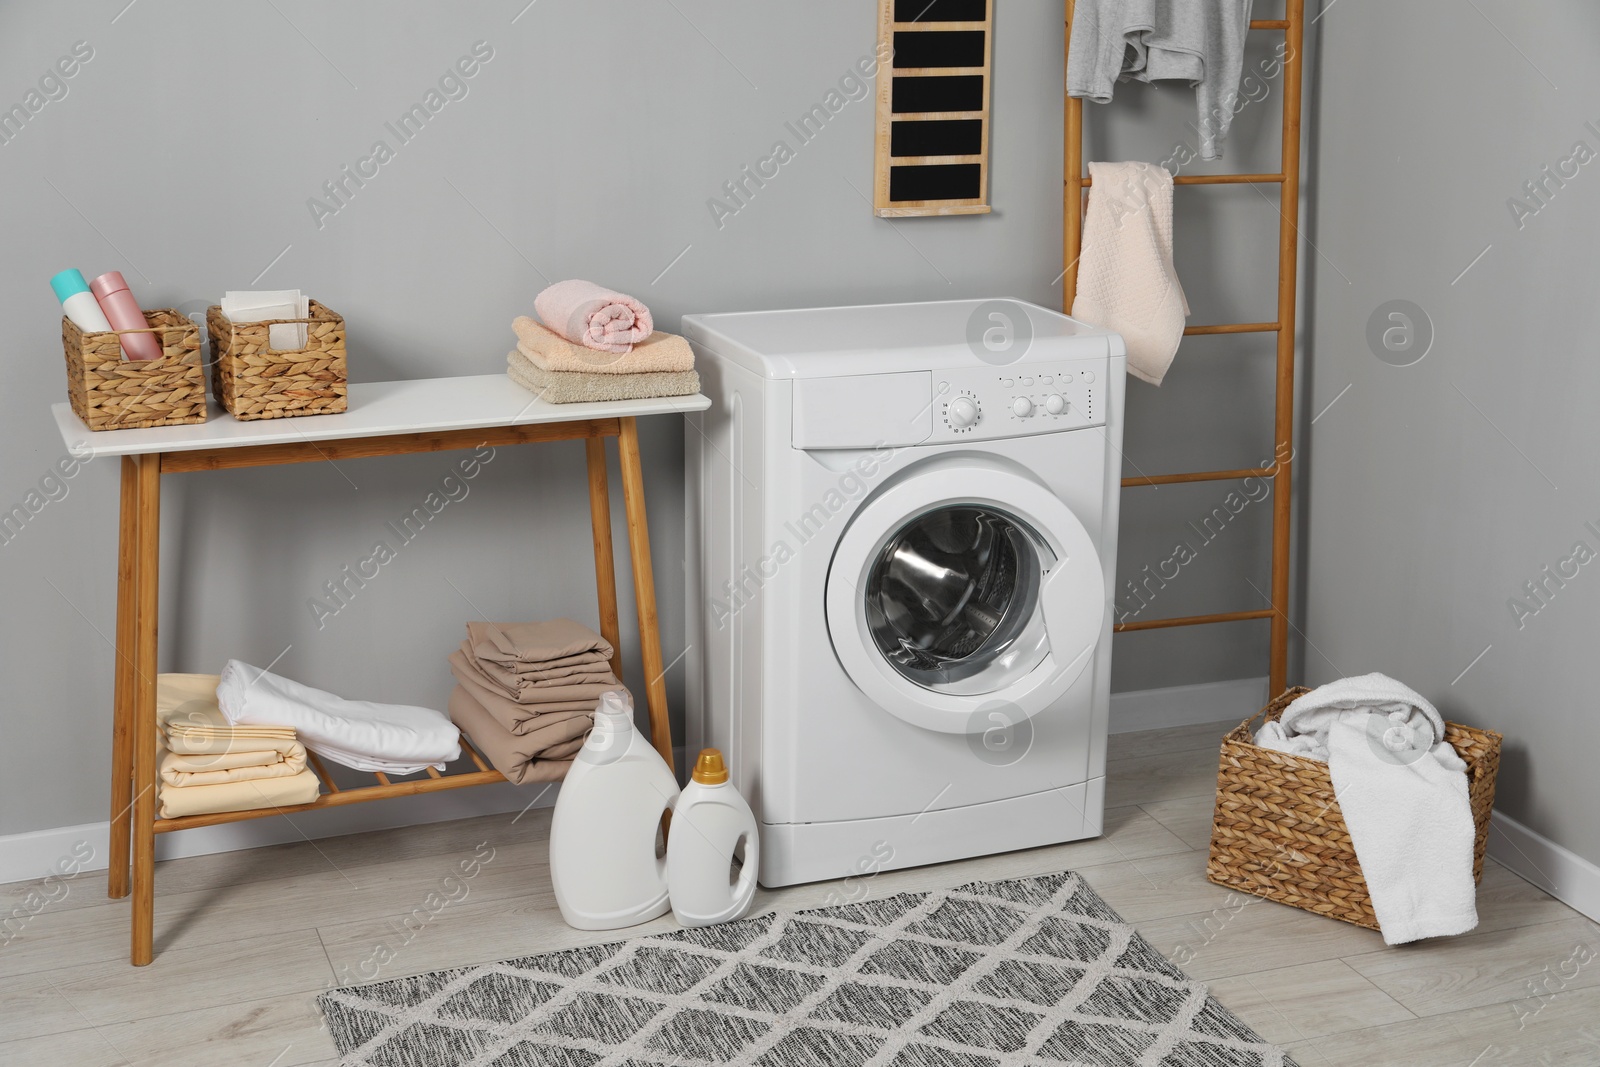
[666, 748, 759, 928]
[549, 689, 680, 931]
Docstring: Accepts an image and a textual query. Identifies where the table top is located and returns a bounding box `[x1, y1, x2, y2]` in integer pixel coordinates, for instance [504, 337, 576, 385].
[53, 374, 711, 458]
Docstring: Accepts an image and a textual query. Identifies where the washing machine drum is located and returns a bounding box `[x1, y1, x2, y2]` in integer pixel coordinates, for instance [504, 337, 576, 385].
[826, 460, 1106, 734]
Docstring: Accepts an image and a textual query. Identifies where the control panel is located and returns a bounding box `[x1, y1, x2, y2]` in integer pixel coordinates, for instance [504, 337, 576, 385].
[931, 359, 1106, 442]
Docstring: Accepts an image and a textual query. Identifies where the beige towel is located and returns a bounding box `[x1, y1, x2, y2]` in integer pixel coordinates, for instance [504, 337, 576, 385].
[155, 674, 320, 817]
[512, 317, 694, 374]
[507, 350, 700, 404]
[466, 619, 613, 671]
[1070, 161, 1189, 386]
[457, 642, 617, 701]
[449, 686, 588, 785]
[449, 649, 621, 728]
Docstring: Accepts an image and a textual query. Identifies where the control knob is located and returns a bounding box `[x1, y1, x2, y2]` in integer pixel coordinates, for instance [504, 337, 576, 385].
[947, 396, 980, 428]
[1012, 396, 1034, 418]
[1045, 394, 1068, 415]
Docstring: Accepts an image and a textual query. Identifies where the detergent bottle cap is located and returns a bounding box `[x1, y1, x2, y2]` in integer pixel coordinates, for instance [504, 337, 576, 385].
[691, 748, 729, 785]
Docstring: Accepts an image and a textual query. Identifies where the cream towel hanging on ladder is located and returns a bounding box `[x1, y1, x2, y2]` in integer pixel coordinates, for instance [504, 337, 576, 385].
[1071, 161, 1189, 386]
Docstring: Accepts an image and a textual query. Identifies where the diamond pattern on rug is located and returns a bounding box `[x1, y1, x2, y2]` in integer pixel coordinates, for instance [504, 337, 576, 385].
[318, 871, 1298, 1067]
[438, 972, 562, 1025]
[759, 918, 872, 966]
[533, 990, 662, 1044]
[487, 1041, 601, 1067]
[644, 1006, 769, 1062]
[1079, 974, 1192, 1025]
[859, 937, 984, 984]
[1159, 1040, 1273, 1066]
[906, 896, 1029, 946]
[975, 959, 1088, 1006]
[753, 1026, 883, 1067]
[598, 946, 721, 996]
[1018, 915, 1114, 963]
[810, 979, 937, 1028]
[920, 1000, 1044, 1053]
[700, 962, 827, 1013]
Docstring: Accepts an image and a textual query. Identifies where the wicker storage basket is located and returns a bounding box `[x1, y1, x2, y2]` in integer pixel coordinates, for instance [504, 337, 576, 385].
[1207, 686, 1502, 932]
[206, 299, 347, 420]
[62, 310, 206, 431]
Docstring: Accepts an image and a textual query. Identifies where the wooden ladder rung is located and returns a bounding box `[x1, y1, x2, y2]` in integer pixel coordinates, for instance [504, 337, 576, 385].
[373, 771, 392, 786]
[425, 766, 443, 779]
[1250, 18, 1290, 29]
[305, 751, 340, 793]
[1123, 466, 1273, 488]
[1076, 173, 1285, 188]
[1185, 322, 1280, 336]
[1115, 608, 1275, 633]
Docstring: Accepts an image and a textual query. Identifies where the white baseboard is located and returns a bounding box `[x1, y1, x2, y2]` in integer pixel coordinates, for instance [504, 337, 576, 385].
[1109, 676, 1269, 734]
[1489, 811, 1600, 924]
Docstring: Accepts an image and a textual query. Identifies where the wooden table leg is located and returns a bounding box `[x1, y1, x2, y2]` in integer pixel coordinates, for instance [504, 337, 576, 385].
[130, 453, 161, 965]
[108, 457, 138, 899]
[585, 437, 625, 680]
[616, 418, 674, 772]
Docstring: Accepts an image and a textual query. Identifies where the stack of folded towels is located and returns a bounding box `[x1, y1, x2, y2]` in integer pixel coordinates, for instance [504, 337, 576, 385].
[157, 674, 321, 819]
[447, 619, 622, 784]
[507, 279, 699, 404]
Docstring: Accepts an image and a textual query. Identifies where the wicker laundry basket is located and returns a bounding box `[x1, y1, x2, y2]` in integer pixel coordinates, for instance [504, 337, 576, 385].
[62, 310, 206, 431]
[1206, 686, 1502, 932]
[206, 299, 347, 420]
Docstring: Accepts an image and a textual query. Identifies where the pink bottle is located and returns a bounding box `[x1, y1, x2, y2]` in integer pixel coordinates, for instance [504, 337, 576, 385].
[89, 272, 162, 361]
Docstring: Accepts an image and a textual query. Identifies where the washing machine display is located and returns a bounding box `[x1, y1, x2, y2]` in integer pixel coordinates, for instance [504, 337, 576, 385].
[865, 504, 1048, 692]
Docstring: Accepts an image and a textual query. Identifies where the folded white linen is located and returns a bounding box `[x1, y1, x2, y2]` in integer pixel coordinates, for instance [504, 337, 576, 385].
[1259, 673, 1477, 945]
[216, 660, 460, 775]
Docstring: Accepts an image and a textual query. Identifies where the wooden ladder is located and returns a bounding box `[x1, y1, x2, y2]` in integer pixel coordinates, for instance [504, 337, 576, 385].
[1062, 0, 1306, 695]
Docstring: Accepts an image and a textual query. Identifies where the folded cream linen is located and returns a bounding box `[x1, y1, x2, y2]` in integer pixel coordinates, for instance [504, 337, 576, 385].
[532, 279, 654, 354]
[157, 673, 307, 785]
[512, 317, 695, 375]
[449, 649, 621, 731]
[157, 768, 321, 819]
[1071, 161, 1189, 386]
[216, 660, 460, 775]
[507, 350, 701, 405]
[155, 674, 320, 818]
[448, 686, 589, 785]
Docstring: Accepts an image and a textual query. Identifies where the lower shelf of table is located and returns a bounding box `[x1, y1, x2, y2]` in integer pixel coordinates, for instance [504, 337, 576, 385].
[152, 737, 508, 833]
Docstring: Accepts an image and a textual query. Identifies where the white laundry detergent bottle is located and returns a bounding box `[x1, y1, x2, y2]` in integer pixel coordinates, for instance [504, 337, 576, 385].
[549, 690, 680, 930]
[666, 748, 759, 928]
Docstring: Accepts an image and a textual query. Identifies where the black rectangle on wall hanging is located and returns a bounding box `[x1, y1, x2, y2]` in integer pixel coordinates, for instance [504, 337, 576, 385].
[874, 0, 992, 217]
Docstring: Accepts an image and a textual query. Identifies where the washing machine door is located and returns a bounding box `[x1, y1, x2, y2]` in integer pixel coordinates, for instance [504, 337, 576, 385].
[825, 456, 1107, 734]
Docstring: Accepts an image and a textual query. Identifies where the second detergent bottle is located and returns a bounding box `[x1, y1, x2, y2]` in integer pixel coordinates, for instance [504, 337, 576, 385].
[549, 690, 757, 931]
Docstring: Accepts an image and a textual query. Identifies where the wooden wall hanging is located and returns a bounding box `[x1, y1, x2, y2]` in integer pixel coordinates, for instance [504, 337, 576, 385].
[873, 0, 993, 217]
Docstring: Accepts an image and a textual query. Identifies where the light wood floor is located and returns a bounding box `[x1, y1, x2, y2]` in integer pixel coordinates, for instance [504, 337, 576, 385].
[3, 719, 1596, 1066]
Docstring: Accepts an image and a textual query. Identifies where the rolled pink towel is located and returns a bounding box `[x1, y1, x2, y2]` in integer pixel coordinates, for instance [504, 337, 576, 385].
[534, 279, 654, 354]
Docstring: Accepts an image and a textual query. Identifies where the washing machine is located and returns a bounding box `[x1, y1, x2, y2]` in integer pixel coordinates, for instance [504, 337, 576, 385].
[683, 298, 1126, 887]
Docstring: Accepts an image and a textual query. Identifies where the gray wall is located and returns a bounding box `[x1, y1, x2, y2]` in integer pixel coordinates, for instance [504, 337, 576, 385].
[1303, 0, 1600, 865]
[1, 0, 1285, 838]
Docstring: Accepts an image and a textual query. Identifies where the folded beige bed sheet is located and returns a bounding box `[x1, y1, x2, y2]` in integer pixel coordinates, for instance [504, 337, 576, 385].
[155, 673, 321, 817]
[507, 350, 701, 404]
[448, 686, 588, 785]
[465, 619, 616, 683]
[448, 649, 620, 731]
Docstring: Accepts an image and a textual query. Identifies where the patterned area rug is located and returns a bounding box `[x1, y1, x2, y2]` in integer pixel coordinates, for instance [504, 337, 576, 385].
[318, 871, 1298, 1066]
